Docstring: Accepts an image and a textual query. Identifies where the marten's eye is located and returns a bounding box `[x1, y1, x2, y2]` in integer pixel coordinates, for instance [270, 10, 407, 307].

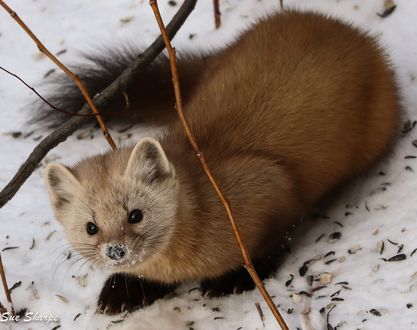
[128, 209, 143, 224]
[86, 222, 98, 235]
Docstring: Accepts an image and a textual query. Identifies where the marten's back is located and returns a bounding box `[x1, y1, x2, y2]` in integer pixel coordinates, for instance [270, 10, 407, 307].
[168, 11, 400, 204]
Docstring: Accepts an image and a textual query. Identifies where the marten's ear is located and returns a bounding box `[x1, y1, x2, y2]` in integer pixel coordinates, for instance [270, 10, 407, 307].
[124, 137, 173, 184]
[45, 163, 81, 213]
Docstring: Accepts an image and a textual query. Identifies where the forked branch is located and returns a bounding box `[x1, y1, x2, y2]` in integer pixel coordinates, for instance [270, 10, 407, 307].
[0, 0, 116, 150]
[0, 0, 197, 209]
[149, 1, 288, 329]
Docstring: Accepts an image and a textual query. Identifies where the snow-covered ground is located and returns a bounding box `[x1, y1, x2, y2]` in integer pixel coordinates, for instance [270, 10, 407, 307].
[1, 0, 417, 329]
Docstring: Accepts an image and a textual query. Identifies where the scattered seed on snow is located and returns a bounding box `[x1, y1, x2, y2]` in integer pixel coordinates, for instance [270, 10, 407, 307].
[377, 0, 397, 18]
[285, 274, 294, 287]
[382, 253, 406, 262]
[330, 290, 341, 298]
[315, 234, 325, 243]
[377, 240, 385, 254]
[299, 291, 312, 297]
[9, 281, 22, 293]
[387, 238, 398, 245]
[1, 246, 18, 252]
[312, 285, 327, 292]
[333, 221, 343, 228]
[55, 294, 70, 304]
[46, 230, 57, 240]
[369, 309, 382, 316]
[328, 232, 342, 243]
[325, 258, 337, 265]
[397, 244, 404, 253]
[348, 245, 361, 254]
[319, 273, 334, 285]
[331, 297, 344, 302]
[299, 264, 308, 277]
[324, 251, 336, 258]
[402, 119, 417, 134]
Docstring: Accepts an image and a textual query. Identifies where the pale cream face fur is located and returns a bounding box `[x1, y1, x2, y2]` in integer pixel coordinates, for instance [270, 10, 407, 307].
[44, 138, 180, 272]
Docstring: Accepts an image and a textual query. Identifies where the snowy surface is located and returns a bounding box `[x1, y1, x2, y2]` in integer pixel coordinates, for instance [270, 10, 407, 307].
[1, 0, 417, 329]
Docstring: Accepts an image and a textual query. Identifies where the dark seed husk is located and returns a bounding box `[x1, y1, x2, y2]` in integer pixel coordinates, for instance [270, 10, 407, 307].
[329, 232, 342, 241]
[285, 274, 294, 287]
[331, 297, 344, 302]
[325, 258, 337, 265]
[325, 251, 336, 258]
[8, 281, 22, 293]
[369, 309, 382, 316]
[382, 254, 406, 262]
[387, 239, 398, 245]
[2, 246, 18, 252]
[299, 264, 308, 277]
[330, 290, 341, 297]
[376, 4, 397, 18]
[402, 120, 417, 134]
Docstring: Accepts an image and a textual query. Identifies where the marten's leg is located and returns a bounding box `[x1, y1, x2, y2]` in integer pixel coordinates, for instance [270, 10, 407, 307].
[200, 249, 288, 297]
[97, 273, 177, 315]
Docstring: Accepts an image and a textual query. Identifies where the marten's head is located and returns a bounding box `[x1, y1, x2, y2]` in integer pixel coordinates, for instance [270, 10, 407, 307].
[44, 137, 179, 271]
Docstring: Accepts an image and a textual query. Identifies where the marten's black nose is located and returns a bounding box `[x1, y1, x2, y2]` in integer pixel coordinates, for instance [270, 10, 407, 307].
[106, 244, 126, 260]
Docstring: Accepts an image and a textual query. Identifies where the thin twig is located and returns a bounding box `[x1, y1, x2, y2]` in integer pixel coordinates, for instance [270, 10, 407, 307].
[149, 1, 288, 329]
[280, 0, 284, 10]
[0, 0, 117, 150]
[0, 253, 14, 315]
[213, 0, 221, 29]
[0, 0, 197, 209]
[0, 65, 97, 117]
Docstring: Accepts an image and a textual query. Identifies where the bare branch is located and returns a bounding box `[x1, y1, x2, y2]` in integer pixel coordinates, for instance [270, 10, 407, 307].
[0, 0, 197, 209]
[149, 1, 288, 329]
[0, 0, 117, 150]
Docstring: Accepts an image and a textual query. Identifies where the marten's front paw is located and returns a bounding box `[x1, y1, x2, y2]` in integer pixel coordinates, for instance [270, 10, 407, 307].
[97, 273, 144, 315]
[97, 273, 177, 315]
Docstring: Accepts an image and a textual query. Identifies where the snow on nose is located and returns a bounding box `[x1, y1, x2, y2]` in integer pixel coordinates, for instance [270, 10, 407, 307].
[105, 243, 126, 261]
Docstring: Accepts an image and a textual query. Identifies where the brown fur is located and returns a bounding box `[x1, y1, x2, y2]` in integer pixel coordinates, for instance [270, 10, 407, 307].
[45, 11, 400, 312]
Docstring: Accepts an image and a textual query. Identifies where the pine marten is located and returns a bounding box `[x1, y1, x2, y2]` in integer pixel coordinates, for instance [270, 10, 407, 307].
[43, 11, 400, 315]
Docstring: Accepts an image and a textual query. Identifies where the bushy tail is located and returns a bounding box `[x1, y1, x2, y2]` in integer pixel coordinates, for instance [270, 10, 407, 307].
[34, 46, 211, 127]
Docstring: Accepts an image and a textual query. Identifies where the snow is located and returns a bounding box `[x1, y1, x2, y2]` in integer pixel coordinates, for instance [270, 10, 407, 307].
[1, 0, 417, 329]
